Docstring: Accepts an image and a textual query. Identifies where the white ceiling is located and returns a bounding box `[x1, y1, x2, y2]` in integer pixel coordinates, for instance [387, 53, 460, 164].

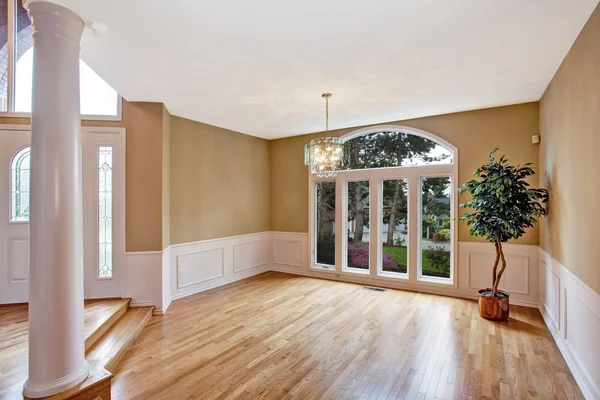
[55, 0, 598, 139]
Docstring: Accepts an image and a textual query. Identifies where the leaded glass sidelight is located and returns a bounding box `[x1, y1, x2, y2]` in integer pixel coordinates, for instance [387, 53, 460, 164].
[10, 147, 30, 221]
[98, 146, 113, 278]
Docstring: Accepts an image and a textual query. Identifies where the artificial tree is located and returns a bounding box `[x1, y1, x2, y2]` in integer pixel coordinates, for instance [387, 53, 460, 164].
[459, 148, 548, 319]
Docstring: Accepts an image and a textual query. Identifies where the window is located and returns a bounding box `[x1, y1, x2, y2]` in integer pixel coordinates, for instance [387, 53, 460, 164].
[98, 146, 113, 278]
[346, 180, 370, 271]
[420, 177, 452, 280]
[309, 126, 456, 286]
[342, 131, 452, 170]
[10, 146, 30, 221]
[1, 0, 119, 116]
[315, 181, 336, 267]
[381, 179, 408, 276]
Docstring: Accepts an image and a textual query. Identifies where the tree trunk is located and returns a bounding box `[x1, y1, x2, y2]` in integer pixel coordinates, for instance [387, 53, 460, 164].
[491, 241, 500, 289]
[354, 183, 364, 242]
[386, 181, 401, 245]
[492, 241, 507, 297]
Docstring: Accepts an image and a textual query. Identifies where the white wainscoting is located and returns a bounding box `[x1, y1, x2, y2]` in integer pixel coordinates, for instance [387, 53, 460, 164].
[125, 251, 166, 314]
[270, 233, 540, 307]
[458, 241, 539, 307]
[160, 246, 171, 315]
[539, 249, 600, 400]
[272, 232, 307, 269]
[169, 232, 270, 301]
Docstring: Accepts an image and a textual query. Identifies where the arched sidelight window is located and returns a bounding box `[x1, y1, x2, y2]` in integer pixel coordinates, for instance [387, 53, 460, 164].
[310, 126, 457, 285]
[10, 146, 30, 221]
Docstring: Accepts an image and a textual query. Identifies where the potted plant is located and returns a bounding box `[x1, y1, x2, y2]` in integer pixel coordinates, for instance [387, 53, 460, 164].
[458, 148, 548, 321]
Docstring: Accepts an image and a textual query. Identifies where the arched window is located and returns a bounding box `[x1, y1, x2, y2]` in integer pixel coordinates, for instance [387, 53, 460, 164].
[342, 130, 453, 170]
[10, 146, 30, 221]
[310, 126, 457, 285]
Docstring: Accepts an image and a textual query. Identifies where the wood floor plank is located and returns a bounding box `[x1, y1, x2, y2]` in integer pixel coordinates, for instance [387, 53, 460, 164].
[0, 272, 586, 399]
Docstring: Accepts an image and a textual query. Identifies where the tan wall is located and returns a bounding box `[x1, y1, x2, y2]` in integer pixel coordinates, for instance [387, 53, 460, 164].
[539, 3, 600, 293]
[162, 106, 171, 249]
[170, 116, 270, 245]
[0, 99, 166, 252]
[270, 102, 541, 245]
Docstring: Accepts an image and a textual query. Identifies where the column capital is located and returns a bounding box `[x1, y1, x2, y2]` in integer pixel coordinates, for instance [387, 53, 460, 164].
[25, 1, 84, 44]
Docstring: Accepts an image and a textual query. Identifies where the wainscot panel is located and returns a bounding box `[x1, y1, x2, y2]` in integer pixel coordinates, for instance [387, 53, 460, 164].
[539, 249, 600, 400]
[169, 232, 271, 300]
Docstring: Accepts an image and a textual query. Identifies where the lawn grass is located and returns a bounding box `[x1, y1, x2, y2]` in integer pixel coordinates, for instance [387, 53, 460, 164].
[383, 246, 439, 273]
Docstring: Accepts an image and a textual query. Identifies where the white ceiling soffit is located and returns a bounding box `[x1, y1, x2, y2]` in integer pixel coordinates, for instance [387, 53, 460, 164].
[55, 0, 598, 139]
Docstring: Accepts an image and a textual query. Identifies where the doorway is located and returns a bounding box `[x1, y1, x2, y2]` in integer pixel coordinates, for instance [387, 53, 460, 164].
[0, 126, 126, 304]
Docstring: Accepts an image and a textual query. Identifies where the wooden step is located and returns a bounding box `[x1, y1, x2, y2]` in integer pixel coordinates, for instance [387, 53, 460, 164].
[0, 299, 132, 399]
[86, 306, 153, 373]
[84, 298, 131, 351]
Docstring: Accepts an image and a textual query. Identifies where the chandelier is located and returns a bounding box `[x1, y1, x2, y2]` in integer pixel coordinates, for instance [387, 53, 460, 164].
[304, 93, 343, 178]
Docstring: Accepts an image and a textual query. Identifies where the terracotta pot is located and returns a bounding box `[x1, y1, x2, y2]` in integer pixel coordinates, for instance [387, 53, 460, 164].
[478, 288, 510, 321]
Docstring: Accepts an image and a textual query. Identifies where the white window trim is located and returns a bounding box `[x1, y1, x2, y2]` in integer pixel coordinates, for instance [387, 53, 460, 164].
[307, 125, 459, 290]
[1, 95, 123, 122]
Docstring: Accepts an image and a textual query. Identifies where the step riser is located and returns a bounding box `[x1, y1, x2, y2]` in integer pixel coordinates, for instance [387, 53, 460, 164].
[104, 308, 153, 373]
[85, 299, 131, 352]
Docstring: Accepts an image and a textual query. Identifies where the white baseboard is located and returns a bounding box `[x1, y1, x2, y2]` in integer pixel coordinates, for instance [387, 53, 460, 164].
[539, 249, 600, 400]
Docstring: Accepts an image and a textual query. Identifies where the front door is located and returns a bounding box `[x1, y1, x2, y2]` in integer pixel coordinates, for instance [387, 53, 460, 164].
[0, 128, 31, 304]
[0, 126, 126, 304]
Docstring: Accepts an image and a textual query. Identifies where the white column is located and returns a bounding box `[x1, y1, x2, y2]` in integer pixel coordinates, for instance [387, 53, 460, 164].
[23, 1, 88, 398]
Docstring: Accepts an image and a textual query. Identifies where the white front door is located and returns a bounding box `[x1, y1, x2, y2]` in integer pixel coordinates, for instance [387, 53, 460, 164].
[0, 128, 31, 304]
[0, 126, 126, 304]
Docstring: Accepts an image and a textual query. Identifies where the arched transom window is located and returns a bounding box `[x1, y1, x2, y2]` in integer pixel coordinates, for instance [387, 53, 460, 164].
[10, 146, 30, 221]
[310, 126, 457, 286]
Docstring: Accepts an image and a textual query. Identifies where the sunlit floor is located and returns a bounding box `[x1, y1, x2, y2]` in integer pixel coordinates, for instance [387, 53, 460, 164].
[110, 272, 582, 400]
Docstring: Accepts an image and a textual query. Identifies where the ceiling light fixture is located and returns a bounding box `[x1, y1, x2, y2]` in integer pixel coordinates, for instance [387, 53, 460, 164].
[304, 93, 343, 178]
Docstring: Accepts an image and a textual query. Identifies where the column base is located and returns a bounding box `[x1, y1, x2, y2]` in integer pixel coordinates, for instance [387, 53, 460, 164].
[23, 361, 89, 399]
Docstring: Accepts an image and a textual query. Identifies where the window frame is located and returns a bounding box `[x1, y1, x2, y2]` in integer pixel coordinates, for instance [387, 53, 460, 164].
[307, 125, 458, 289]
[312, 179, 337, 270]
[2, 0, 122, 121]
[417, 173, 455, 285]
[379, 176, 410, 280]
[342, 178, 372, 275]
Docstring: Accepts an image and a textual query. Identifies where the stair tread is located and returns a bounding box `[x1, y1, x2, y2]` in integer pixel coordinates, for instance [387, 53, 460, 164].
[84, 298, 131, 351]
[87, 306, 153, 372]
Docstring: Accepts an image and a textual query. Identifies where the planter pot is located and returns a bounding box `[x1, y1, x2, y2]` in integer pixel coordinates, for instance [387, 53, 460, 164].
[478, 288, 510, 321]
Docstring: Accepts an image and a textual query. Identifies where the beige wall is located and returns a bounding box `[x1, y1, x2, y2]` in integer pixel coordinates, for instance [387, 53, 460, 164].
[170, 116, 270, 245]
[270, 102, 541, 244]
[162, 106, 171, 249]
[0, 99, 166, 252]
[539, 3, 600, 293]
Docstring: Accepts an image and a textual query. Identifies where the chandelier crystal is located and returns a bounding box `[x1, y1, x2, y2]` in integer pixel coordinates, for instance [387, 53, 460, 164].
[304, 93, 343, 178]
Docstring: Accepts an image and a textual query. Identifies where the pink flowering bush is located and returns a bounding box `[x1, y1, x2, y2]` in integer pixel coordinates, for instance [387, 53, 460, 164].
[347, 246, 407, 273]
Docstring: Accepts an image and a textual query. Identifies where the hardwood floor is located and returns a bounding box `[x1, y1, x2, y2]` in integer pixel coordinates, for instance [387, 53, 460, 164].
[111, 272, 583, 400]
[0, 299, 147, 399]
